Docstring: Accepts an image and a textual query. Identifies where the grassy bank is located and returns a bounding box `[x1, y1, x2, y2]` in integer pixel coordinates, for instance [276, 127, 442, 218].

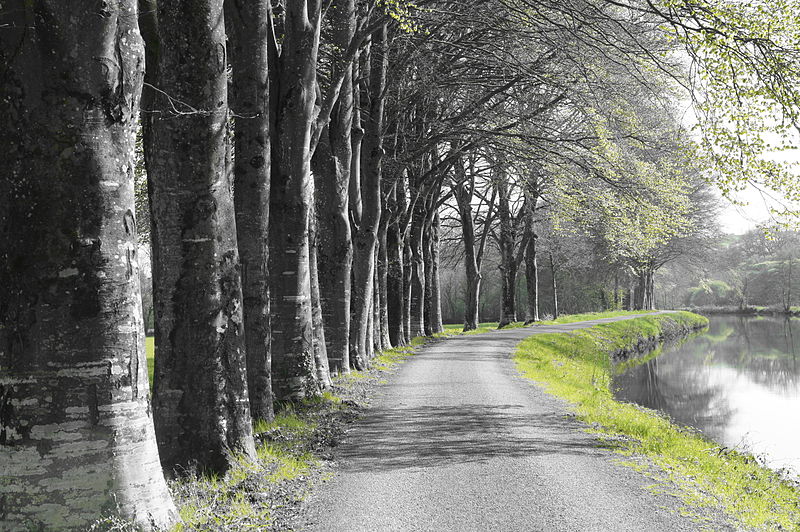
[514, 311, 800, 530]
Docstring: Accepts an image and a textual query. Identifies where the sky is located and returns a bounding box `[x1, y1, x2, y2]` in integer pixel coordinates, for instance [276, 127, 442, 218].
[718, 186, 776, 234]
[717, 184, 798, 234]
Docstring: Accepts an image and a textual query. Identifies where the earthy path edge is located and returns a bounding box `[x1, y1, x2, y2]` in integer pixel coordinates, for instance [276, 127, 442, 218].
[294, 311, 747, 532]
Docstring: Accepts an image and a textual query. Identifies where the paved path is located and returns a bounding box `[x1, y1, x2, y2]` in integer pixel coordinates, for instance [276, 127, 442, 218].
[301, 314, 733, 532]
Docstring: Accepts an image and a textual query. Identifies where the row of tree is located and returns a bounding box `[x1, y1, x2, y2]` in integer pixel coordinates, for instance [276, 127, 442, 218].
[2, 0, 799, 529]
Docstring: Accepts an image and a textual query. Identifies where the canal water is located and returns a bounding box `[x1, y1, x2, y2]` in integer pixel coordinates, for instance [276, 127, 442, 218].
[612, 315, 800, 478]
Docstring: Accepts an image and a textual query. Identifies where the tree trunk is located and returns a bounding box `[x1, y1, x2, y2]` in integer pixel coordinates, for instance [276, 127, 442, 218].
[550, 251, 559, 318]
[497, 176, 517, 328]
[226, 0, 274, 423]
[312, 130, 353, 375]
[373, 264, 383, 352]
[409, 195, 427, 338]
[309, 199, 332, 388]
[634, 272, 646, 310]
[378, 210, 393, 349]
[454, 177, 481, 331]
[149, 0, 255, 474]
[429, 211, 444, 334]
[423, 217, 435, 336]
[523, 178, 540, 323]
[268, 1, 323, 400]
[311, 0, 355, 375]
[386, 184, 406, 345]
[350, 24, 388, 368]
[0, 2, 177, 528]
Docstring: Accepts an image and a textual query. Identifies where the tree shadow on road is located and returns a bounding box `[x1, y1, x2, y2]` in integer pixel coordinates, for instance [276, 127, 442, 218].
[333, 403, 608, 473]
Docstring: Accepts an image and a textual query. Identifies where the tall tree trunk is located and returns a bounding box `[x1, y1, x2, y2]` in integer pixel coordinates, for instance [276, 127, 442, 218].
[386, 183, 406, 345]
[0, 2, 177, 528]
[409, 194, 427, 338]
[269, 1, 323, 400]
[423, 217, 435, 336]
[226, 0, 274, 422]
[373, 264, 383, 352]
[309, 199, 332, 388]
[312, 0, 355, 375]
[149, 0, 255, 473]
[429, 211, 444, 334]
[350, 24, 388, 368]
[403, 239, 414, 340]
[378, 210, 393, 349]
[454, 176, 481, 331]
[550, 251, 559, 318]
[634, 272, 646, 310]
[497, 176, 517, 328]
[523, 180, 540, 323]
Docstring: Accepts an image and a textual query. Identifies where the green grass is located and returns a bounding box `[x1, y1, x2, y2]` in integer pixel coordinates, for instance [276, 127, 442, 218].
[539, 309, 657, 324]
[514, 311, 800, 530]
[443, 321, 526, 335]
[146, 336, 155, 386]
[442, 310, 658, 335]
[170, 401, 330, 532]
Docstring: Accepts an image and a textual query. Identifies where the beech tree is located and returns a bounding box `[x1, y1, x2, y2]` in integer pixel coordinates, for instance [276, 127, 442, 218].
[268, 1, 327, 398]
[226, 0, 275, 422]
[146, 0, 256, 473]
[0, 1, 176, 528]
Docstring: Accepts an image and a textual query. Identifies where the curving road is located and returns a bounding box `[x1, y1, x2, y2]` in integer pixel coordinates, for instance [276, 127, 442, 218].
[300, 315, 734, 532]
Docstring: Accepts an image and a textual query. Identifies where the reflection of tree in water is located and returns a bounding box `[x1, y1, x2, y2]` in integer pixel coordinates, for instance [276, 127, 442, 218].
[613, 344, 733, 442]
[723, 317, 800, 391]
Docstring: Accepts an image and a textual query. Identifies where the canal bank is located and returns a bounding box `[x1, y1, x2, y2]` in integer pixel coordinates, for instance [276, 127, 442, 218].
[515, 311, 800, 531]
[613, 314, 800, 481]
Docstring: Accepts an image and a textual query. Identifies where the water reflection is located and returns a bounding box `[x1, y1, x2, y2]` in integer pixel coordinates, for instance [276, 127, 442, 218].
[612, 316, 800, 477]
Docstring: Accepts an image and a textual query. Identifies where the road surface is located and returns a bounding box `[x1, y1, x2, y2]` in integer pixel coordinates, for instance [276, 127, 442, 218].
[301, 315, 733, 532]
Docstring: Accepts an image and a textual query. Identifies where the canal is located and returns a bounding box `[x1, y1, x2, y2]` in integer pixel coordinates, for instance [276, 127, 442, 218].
[612, 314, 800, 478]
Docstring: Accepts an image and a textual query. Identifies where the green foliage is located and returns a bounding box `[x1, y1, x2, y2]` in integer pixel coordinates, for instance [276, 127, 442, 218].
[514, 312, 800, 530]
[686, 279, 734, 307]
[660, 0, 800, 223]
[379, 0, 421, 33]
[550, 102, 706, 273]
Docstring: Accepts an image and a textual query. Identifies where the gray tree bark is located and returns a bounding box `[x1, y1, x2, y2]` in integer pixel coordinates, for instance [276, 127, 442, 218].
[0, 2, 177, 528]
[350, 24, 388, 368]
[423, 208, 443, 335]
[523, 178, 540, 323]
[403, 239, 414, 340]
[148, 0, 256, 474]
[550, 251, 560, 318]
[409, 191, 427, 338]
[454, 179, 481, 331]
[386, 181, 407, 346]
[225, 0, 275, 422]
[309, 197, 332, 388]
[377, 208, 393, 349]
[496, 175, 518, 328]
[312, 0, 356, 375]
[269, 1, 324, 399]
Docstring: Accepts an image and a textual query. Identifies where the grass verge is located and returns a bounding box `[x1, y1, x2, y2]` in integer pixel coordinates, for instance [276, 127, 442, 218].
[159, 336, 441, 531]
[514, 311, 800, 530]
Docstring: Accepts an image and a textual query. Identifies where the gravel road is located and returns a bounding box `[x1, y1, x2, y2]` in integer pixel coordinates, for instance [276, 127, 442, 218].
[300, 315, 735, 532]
